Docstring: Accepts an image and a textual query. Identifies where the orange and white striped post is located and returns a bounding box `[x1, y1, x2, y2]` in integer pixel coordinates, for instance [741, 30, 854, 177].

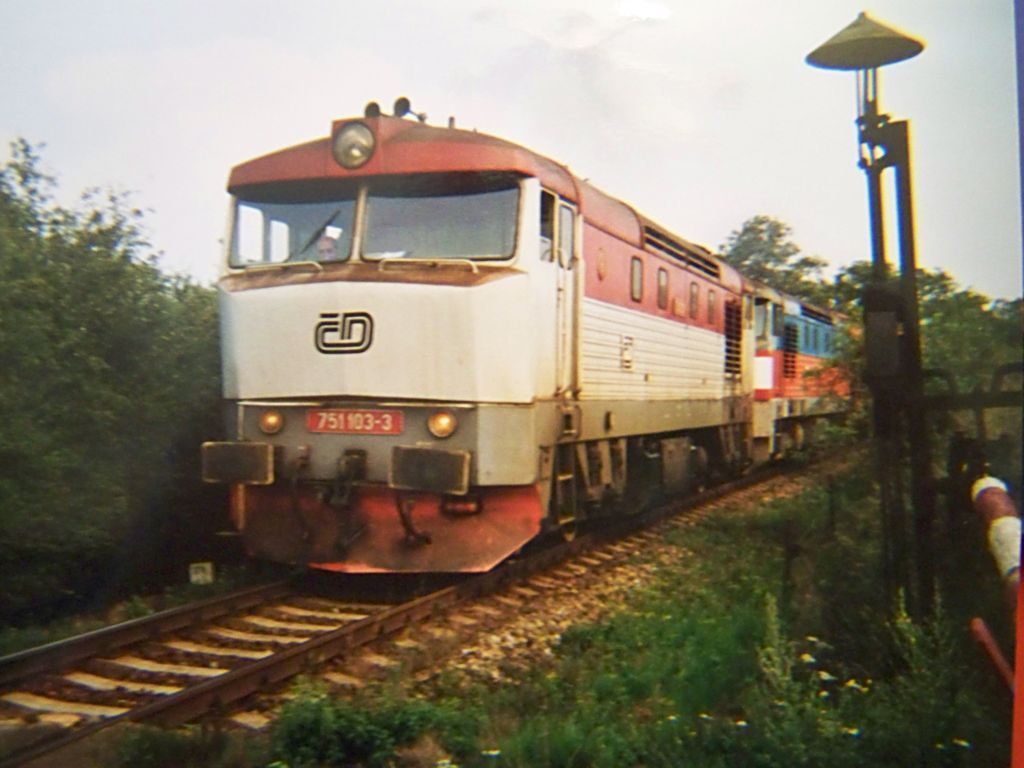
[969, 477, 1021, 766]
[972, 477, 1022, 605]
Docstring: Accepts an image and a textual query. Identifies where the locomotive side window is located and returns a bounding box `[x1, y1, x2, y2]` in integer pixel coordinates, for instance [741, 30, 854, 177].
[363, 173, 518, 261]
[540, 191, 555, 262]
[657, 268, 669, 310]
[689, 282, 700, 319]
[754, 299, 769, 339]
[557, 204, 574, 269]
[234, 204, 263, 263]
[630, 257, 643, 302]
[772, 302, 785, 336]
[707, 289, 717, 324]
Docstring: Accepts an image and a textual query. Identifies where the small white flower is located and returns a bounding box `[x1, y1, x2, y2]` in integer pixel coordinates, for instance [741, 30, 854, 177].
[952, 738, 971, 749]
[805, 635, 821, 644]
[817, 690, 830, 699]
[817, 670, 837, 682]
[734, 719, 749, 728]
[666, 715, 679, 722]
[841, 726, 861, 737]
[800, 653, 816, 664]
[699, 713, 713, 721]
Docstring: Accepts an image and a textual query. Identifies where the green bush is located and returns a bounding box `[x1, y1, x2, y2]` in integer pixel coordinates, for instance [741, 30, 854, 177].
[0, 141, 223, 622]
[270, 683, 477, 767]
[112, 725, 259, 768]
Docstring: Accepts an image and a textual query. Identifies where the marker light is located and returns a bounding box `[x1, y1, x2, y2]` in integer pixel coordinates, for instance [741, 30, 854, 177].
[332, 122, 375, 169]
[427, 411, 457, 439]
[259, 410, 285, 435]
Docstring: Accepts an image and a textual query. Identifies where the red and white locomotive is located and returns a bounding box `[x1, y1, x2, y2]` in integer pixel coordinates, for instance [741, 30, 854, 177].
[202, 100, 848, 573]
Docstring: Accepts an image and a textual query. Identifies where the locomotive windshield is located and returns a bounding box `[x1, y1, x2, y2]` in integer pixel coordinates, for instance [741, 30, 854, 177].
[228, 173, 518, 268]
[362, 173, 518, 261]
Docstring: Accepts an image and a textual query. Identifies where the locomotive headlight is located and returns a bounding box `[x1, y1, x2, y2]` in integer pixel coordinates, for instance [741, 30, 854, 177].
[426, 411, 457, 439]
[332, 122, 375, 169]
[259, 410, 285, 435]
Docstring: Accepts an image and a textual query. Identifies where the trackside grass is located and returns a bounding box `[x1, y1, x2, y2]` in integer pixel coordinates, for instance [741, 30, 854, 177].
[111, 464, 1012, 767]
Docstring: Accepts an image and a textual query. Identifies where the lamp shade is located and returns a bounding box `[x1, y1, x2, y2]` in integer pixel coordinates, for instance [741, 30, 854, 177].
[806, 12, 923, 70]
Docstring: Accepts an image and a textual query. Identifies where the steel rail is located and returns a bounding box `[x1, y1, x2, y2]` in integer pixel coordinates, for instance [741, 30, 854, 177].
[0, 580, 292, 688]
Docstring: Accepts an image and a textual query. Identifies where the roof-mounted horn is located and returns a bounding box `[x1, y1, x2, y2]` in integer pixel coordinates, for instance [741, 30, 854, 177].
[393, 96, 427, 123]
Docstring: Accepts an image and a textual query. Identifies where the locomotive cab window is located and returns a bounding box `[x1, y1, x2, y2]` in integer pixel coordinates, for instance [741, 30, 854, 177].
[230, 193, 356, 267]
[657, 268, 669, 310]
[689, 282, 700, 319]
[707, 290, 717, 324]
[363, 172, 519, 261]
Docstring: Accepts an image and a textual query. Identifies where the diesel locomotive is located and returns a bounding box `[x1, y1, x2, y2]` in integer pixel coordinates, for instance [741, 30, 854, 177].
[201, 100, 848, 573]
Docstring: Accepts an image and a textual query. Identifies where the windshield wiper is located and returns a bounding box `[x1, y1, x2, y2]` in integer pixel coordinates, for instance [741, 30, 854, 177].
[293, 206, 345, 260]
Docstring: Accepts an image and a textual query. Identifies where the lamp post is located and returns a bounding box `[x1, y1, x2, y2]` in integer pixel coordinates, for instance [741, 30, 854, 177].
[807, 13, 937, 617]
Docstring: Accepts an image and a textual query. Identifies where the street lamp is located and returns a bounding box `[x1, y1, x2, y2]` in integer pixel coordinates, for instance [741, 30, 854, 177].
[807, 13, 937, 617]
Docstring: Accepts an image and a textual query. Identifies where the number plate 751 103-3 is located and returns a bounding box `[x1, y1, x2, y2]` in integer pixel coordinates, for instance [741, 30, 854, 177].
[306, 409, 404, 435]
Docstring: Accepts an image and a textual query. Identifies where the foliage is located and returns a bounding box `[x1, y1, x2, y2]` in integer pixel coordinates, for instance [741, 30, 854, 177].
[833, 260, 1023, 395]
[0, 564, 269, 656]
[717, 593, 992, 768]
[720, 215, 830, 305]
[484, 473, 1007, 767]
[0, 140, 223, 622]
[171, 469, 1008, 768]
[916, 269, 1022, 394]
[112, 725, 260, 768]
[270, 682, 476, 767]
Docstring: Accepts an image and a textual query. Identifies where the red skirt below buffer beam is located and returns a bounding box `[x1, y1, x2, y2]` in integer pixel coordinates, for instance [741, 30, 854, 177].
[238, 483, 545, 573]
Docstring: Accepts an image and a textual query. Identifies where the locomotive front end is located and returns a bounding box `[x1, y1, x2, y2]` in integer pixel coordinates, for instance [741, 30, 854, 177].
[202, 112, 553, 572]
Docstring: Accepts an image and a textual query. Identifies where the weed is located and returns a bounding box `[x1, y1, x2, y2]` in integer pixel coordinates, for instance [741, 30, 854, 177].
[270, 682, 479, 767]
[121, 595, 154, 619]
[267, 469, 1010, 767]
[111, 724, 260, 768]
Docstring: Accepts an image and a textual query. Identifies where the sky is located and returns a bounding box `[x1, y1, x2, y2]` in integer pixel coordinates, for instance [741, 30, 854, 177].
[1, 0, 1020, 299]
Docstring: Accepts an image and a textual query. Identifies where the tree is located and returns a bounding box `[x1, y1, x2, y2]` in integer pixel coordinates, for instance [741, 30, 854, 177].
[0, 141, 223, 620]
[720, 215, 830, 305]
[831, 260, 1023, 395]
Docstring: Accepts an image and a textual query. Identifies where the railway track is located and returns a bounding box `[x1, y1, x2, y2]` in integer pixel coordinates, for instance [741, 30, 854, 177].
[0, 462, 801, 767]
